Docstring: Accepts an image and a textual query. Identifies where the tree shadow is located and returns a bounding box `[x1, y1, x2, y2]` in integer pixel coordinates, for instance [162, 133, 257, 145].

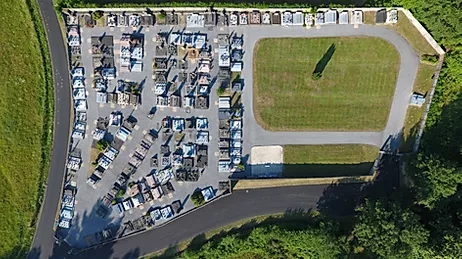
[312, 43, 336, 76]
[316, 155, 401, 222]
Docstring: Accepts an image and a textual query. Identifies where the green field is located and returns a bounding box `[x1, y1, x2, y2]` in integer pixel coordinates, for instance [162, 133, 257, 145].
[253, 37, 400, 131]
[0, 0, 53, 257]
[283, 145, 379, 177]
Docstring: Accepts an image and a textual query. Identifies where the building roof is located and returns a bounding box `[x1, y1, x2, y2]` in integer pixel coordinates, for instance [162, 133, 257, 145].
[315, 12, 324, 25]
[376, 9, 387, 23]
[196, 117, 208, 130]
[293, 12, 304, 26]
[351, 10, 363, 24]
[339, 11, 349, 24]
[325, 10, 338, 24]
[219, 97, 231, 109]
[196, 131, 209, 144]
[186, 13, 205, 27]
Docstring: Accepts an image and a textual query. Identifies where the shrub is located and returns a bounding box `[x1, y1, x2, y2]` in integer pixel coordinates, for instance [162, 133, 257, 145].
[191, 191, 205, 207]
[421, 54, 439, 64]
[216, 86, 225, 96]
[115, 188, 126, 199]
[237, 163, 245, 170]
[312, 72, 322, 80]
[91, 10, 104, 20]
[96, 139, 109, 151]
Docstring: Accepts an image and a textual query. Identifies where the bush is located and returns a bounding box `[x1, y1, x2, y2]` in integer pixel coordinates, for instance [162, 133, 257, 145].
[312, 72, 322, 80]
[96, 139, 109, 151]
[91, 10, 104, 20]
[237, 163, 245, 170]
[191, 191, 205, 207]
[216, 86, 225, 96]
[421, 54, 439, 64]
[116, 188, 126, 199]
[157, 12, 166, 20]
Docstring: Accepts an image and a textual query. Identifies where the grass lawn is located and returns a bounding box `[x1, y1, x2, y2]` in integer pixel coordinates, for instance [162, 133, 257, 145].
[389, 11, 438, 55]
[283, 145, 379, 177]
[0, 0, 53, 257]
[399, 63, 436, 153]
[253, 37, 399, 131]
[364, 11, 376, 24]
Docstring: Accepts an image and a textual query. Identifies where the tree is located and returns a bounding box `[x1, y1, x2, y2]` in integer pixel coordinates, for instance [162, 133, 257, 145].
[351, 199, 430, 259]
[190, 191, 205, 207]
[407, 154, 462, 208]
[96, 139, 110, 151]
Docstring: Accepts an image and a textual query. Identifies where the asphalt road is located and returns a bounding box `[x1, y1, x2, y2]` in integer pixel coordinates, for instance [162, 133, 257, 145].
[28, 0, 72, 258]
[58, 185, 331, 259]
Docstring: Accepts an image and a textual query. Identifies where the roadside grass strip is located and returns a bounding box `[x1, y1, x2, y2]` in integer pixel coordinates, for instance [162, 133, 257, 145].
[0, 0, 53, 257]
[283, 145, 379, 177]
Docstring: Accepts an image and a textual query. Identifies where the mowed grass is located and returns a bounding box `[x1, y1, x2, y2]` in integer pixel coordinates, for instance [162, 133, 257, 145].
[0, 0, 53, 257]
[283, 145, 379, 177]
[399, 63, 436, 153]
[253, 37, 399, 131]
[390, 11, 438, 55]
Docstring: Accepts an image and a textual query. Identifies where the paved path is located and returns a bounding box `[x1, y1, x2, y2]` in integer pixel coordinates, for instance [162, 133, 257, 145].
[55, 185, 332, 259]
[28, 0, 72, 258]
[237, 25, 420, 153]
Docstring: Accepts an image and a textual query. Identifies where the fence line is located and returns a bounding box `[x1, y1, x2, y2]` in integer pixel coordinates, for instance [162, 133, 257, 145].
[413, 54, 445, 153]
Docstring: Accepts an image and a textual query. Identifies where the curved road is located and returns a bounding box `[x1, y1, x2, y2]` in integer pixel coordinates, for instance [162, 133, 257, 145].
[29, 0, 71, 258]
[61, 185, 332, 259]
[30, 3, 418, 258]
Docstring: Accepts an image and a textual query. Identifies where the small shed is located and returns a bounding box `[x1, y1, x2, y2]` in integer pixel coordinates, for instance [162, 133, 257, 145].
[410, 93, 425, 107]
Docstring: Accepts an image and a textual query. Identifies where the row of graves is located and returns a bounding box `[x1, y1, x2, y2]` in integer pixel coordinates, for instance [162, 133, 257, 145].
[61, 149, 83, 229]
[105, 80, 141, 107]
[70, 67, 88, 139]
[86, 115, 137, 190]
[119, 33, 144, 73]
[67, 23, 82, 58]
[97, 118, 160, 218]
[153, 31, 211, 110]
[218, 108, 243, 173]
[160, 116, 209, 178]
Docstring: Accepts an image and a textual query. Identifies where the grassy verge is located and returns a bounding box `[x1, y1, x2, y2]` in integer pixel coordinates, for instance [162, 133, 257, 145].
[283, 145, 379, 177]
[0, 0, 53, 257]
[253, 37, 399, 131]
[364, 11, 376, 25]
[399, 63, 436, 153]
[232, 176, 375, 190]
[388, 11, 438, 56]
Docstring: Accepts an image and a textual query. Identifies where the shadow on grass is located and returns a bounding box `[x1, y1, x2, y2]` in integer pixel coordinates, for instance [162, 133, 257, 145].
[283, 162, 373, 178]
[399, 123, 419, 153]
[312, 43, 336, 76]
